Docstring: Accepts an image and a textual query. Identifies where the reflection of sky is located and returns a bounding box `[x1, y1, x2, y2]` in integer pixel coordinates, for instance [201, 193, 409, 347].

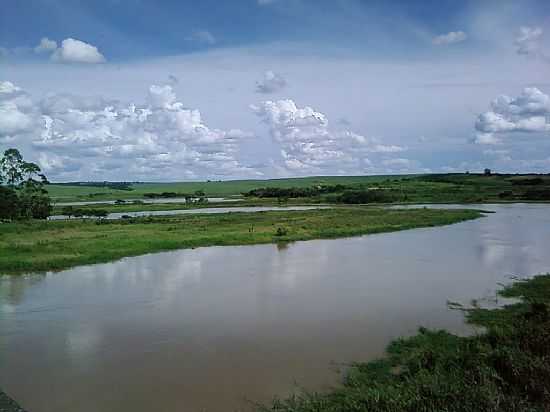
[2, 204, 550, 412]
[474, 205, 550, 276]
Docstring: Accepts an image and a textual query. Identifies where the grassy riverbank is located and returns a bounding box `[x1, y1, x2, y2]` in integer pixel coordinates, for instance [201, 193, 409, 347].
[260, 274, 550, 412]
[0, 207, 481, 275]
[0, 391, 26, 412]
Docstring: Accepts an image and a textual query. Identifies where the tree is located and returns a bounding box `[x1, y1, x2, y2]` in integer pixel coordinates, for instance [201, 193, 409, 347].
[0, 148, 25, 186]
[18, 180, 51, 219]
[0, 148, 52, 220]
[0, 186, 19, 220]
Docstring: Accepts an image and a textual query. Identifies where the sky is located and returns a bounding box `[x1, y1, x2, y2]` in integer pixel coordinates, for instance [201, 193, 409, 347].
[1, 0, 549, 181]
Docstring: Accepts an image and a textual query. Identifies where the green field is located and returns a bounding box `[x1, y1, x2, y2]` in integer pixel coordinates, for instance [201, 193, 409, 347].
[259, 273, 550, 412]
[46, 175, 416, 201]
[0, 207, 481, 275]
[45, 173, 550, 203]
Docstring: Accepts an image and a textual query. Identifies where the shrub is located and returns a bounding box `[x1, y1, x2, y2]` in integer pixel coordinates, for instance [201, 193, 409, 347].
[275, 227, 288, 236]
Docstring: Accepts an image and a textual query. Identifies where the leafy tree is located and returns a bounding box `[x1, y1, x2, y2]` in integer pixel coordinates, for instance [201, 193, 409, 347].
[0, 148, 52, 219]
[0, 148, 25, 186]
[0, 186, 19, 220]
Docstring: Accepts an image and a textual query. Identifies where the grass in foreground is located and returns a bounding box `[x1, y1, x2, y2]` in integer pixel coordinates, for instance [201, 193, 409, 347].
[259, 274, 550, 412]
[0, 207, 481, 275]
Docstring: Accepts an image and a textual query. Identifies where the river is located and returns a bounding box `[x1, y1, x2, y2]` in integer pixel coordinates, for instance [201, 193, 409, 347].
[53, 197, 241, 206]
[48, 205, 330, 220]
[1, 204, 549, 412]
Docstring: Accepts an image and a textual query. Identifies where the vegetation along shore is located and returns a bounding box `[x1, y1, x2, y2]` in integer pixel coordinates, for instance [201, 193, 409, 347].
[0, 390, 27, 412]
[0, 207, 481, 275]
[258, 273, 550, 412]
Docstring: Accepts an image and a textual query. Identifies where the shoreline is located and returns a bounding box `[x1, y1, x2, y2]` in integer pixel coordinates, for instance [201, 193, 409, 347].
[0, 391, 27, 412]
[0, 207, 482, 276]
[258, 273, 550, 411]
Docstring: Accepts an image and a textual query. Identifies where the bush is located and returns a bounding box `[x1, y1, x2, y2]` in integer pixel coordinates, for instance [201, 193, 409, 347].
[245, 184, 354, 199]
[275, 227, 288, 236]
[337, 189, 394, 204]
[523, 189, 550, 200]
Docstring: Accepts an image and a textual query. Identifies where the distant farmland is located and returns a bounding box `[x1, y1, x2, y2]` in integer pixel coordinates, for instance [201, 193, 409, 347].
[45, 175, 415, 201]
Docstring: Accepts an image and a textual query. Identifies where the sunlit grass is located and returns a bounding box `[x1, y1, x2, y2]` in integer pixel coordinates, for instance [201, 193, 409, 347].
[0, 207, 481, 275]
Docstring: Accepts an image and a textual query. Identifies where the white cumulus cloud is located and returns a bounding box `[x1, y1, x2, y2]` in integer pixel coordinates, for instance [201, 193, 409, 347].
[474, 87, 550, 144]
[251, 99, 404, 173]
[0, 81, 256, 180]
[432, 31, 467, 46]
[0, 81, 36, 141]
[51, 38, 106, 64]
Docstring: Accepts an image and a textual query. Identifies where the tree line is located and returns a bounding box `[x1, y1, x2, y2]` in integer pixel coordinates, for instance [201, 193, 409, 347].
[244, 184, 353, 199]
[0, 148, 51, 220]
[243, 184, 397, 203]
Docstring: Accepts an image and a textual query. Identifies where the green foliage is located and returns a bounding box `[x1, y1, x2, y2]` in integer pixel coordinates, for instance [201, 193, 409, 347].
[245, 185, 351, 198]
[0, 148, 25, 186]
[60, 206, 108, 218]
[337, 189, 395, 204]
[0, 186, 19, 220]
[258, 274, 550, 412]
[17, 180, 51, 219]
[0, 148, 51, 220]
[275, 227, 288, 236]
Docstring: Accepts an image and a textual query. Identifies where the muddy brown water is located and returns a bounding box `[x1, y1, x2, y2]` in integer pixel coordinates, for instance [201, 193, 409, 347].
[1, 204, 550, 412]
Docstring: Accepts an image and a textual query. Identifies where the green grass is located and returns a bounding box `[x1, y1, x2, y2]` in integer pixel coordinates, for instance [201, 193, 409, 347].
[0, 207, 481, 275]
[45, 173, 550, 203]
[45, 175, 417, 201]
[258, 274, 550, 412]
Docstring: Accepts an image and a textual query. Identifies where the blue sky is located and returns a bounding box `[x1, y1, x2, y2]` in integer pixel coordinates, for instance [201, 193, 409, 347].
[5, 0, 546, 59]
[1, 0, 549, 180]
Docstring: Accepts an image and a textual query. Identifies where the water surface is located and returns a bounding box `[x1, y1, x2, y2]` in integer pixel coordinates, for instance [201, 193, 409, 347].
[54, 197, 240, 206]
[1, 204, 550, 412]
[49, 205, 328, 220]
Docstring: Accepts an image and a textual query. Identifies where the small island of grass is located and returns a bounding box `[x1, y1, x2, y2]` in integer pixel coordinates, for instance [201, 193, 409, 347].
[0, 207, 482, 275]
